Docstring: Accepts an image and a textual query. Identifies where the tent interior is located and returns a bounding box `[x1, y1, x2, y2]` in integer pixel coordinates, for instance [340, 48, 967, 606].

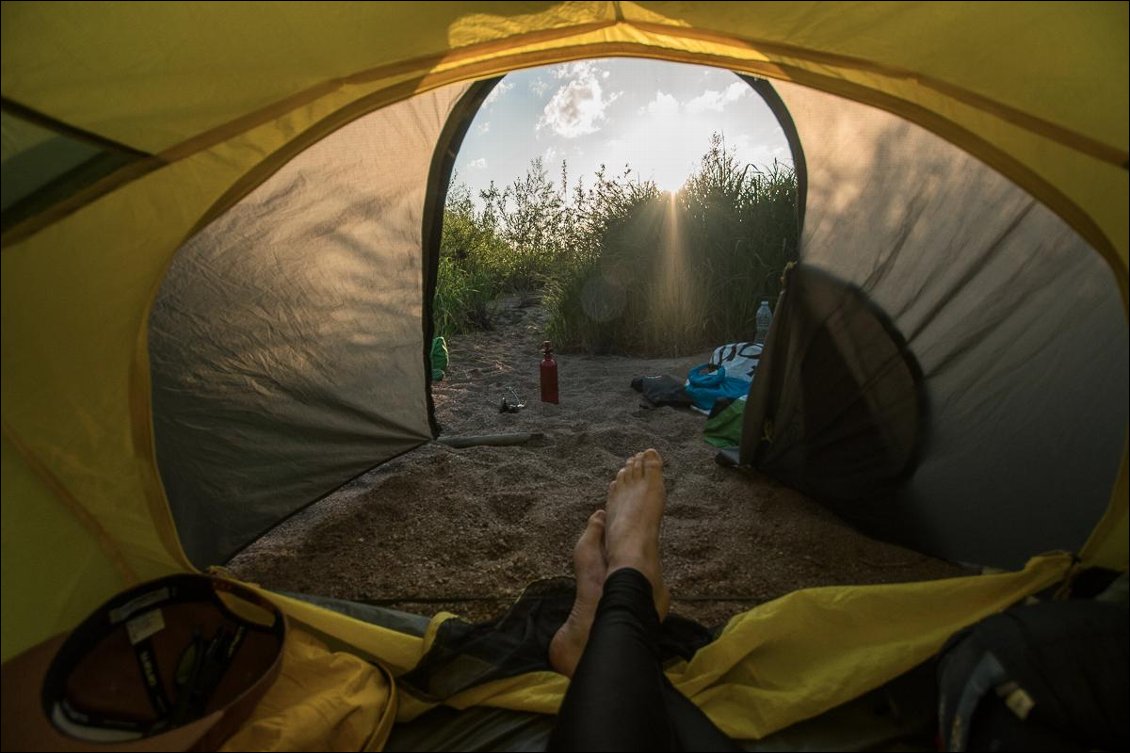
[2, 3, 1127, 750]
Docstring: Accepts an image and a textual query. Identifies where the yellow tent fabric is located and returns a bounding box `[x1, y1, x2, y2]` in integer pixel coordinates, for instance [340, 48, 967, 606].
[219, 628, 397, 752]
[4, 3, 1124, 270]
[393, 554, 1072, 740]
[2, 0, 1126, 742]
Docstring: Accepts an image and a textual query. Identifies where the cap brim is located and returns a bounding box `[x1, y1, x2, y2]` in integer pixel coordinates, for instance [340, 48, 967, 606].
[1, 634, 222, 752]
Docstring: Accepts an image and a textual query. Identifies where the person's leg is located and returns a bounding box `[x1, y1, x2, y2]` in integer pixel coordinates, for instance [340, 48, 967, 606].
[548, 449, 738, 752]
[549, 567, 676, 751]
[549, 449, 670, 677]
[548, 509, 608, 678]
[548, 449, 673, 750]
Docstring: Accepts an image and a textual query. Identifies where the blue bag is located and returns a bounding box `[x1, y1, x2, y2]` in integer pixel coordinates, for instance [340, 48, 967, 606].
[683, 364, 751, 413]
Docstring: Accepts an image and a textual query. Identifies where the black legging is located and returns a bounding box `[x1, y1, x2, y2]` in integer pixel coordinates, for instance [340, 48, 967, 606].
[548, 568, 740, 752]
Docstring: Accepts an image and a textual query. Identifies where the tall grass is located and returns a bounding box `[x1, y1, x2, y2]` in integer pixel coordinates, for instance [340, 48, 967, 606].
[433, 255, 498, 336]
[547, 134, 798, 355]
[433, 180, 508, 337]
[435, 134, 799, 352]
[433, 165, 572, 337]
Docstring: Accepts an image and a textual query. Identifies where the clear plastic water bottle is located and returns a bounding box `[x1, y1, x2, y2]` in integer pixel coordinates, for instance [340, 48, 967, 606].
[755, 299, 773, 346]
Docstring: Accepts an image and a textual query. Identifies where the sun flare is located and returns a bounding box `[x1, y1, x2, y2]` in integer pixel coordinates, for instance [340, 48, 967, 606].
[631, 99, 699, 193]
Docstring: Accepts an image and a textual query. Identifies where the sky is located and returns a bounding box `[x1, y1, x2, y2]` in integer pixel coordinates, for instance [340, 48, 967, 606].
[452, 58, 792, 202]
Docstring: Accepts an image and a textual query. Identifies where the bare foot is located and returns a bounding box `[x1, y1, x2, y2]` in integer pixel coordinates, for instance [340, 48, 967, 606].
[604, 449, 669, 620]
[549, 509, 607, 677]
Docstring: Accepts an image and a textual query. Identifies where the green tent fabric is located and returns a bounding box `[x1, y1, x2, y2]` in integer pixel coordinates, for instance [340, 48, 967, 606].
[3, 2, 1127, 745]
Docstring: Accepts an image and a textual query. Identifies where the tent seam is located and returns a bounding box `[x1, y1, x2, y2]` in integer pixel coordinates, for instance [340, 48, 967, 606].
[4, 37, 1126, 288]
[622, 20, 1128, 166]
[1, 421, 138, 584]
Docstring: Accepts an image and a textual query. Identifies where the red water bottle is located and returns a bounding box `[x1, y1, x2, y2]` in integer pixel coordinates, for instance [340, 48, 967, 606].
[540, 340, 559, 403]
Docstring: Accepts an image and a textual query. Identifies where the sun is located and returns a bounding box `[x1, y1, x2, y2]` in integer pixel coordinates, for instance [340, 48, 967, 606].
[629, 101, 696, 193]
[651, 165, 690, 193]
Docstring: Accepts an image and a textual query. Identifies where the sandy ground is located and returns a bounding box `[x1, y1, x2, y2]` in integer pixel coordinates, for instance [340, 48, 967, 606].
[227, 296, 969, 629]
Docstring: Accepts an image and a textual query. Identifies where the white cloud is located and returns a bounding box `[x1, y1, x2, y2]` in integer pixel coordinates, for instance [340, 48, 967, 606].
[552, 60, 597, 80]
[731, 133, 753, 153]
[643, 91, 680, 118]
[538, 63, 620, 138]
[730, 133, 793, 171]
[543, 146, 560, 165]
[529, 78, 550, 97]
[483, 80, 513, 107]
[467, 157, 488, 169]
[477, 121, 491, 134]
[685, 81, 750, 114]
[637, 82, 750, 122]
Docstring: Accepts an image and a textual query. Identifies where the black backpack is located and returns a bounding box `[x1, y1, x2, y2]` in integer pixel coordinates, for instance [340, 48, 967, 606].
[938, 598, 1128, 751]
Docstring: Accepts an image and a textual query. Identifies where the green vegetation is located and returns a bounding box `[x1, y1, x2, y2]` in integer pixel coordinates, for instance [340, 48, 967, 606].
[433, 182, 509, 336]
[435, 134, 798, 355]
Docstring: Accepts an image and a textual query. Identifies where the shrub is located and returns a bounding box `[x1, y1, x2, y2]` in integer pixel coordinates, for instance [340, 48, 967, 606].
[433, 254, 499, 337]
[547, 134, 799, 355]
[435, 134, 799, 354]
[433, 179, 509, 336]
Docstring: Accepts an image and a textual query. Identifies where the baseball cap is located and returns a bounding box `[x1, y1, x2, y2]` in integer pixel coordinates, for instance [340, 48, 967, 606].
[1, 574, 285, 751]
